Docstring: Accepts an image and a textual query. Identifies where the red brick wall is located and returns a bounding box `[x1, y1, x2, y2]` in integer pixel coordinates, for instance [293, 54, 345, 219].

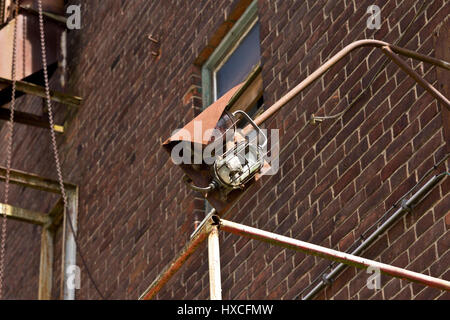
[0, 0, 448, 299]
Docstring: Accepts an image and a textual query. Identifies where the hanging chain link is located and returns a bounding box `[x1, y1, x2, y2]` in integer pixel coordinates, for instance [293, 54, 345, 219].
[37, 0, 69, 210]
[0, 0, 19, 300]
[37, 0, 104, 299]
[0, 0, 5, 23]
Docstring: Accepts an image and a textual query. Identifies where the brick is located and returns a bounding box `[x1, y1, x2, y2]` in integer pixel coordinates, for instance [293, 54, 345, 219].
[384, 89, 415, 130]
[380, 143, 412, 181]
[430, 249, 450, 278]
[311, 168, 338, 204]
[334, 162, 361, 195]
[394, 285, 412, 300]
[408, 245, 436, 274]
[338, 137, 368, 175]
[408, 132, 443, 175]
[409, 221, 444, 262]
[331, 212, 358, 248]
[383, 279, 401, 299]
[317, 145, 344, 183]
[339, 181, 356, 206]
[412, 115, 442, 151]
[415, 210, 435, 238]
[361, 131, 392, 168]
[381, 227, 415, 263]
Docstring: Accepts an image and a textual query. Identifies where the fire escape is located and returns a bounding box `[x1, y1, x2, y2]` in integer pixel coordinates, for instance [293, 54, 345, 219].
[0, 0, 80, 300]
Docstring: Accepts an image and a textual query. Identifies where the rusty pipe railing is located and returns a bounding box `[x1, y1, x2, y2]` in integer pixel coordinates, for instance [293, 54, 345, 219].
[220, 218, 450, 292]
[208, 225, 222, 300]
[140, 40, 450, 300]
[247, 39, 450, 131]
[381, 46, 450, 107]
[138, 214, 213, 300]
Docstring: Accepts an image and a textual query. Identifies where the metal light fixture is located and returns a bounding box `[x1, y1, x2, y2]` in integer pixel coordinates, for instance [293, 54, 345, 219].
[183, 109, 266, 200]
[163, 83, 268, 213]
[211, 110, 266, 192]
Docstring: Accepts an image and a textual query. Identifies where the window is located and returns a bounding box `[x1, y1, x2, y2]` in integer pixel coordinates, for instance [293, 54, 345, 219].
[202, 0, 263, 119]
[201, 0, 263, 214]
[214, 21, 260, 100]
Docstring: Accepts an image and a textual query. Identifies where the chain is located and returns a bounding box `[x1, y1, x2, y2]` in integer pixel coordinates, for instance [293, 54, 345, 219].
[37, 0, 67, 214]
[37, 0, 104, 299]
[0, 0, 5, 23]
[0, 0, 19, 300]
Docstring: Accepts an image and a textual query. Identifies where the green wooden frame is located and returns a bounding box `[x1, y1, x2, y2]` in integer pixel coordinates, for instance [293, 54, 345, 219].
[201, 0, 259, 108]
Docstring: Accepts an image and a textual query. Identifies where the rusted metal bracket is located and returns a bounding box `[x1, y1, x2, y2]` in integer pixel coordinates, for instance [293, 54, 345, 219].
[148, 34, 161, 58]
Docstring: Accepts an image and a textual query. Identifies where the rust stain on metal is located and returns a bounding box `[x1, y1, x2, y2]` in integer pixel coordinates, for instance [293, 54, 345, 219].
[0, 12, 63, 81]
[139, 222, 212, 300]
[220, 218, 450, 292]
[163, 82, 243, 146]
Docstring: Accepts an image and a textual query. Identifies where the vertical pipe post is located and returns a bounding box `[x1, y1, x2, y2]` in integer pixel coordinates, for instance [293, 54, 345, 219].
[38, 226, 54, 300]
[208, 225, 222, 300]
[62, 189, 78, 300]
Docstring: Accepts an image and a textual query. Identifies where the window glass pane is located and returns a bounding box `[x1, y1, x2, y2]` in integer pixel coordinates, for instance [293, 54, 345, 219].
[215, 22, 260, 99]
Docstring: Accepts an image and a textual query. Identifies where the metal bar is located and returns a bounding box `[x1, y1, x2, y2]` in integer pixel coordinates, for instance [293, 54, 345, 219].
[18, 4, 67, 25]
[0, 77, 82, 107]
[382, 46, 450, 110]
[219, 218, 450, 292]
[62, 189, 78, 300]
[435, 19, 450, 143]
[0, 107, 64, 133]
[38, 226, 54, 300]
[249, 39, 450, 129]
[391, 44, 450, 70]
[139, 216, 214, 300]
[302, 173, 446, 300]
[0, 202, 49, 225]
[47, 197, 64, 232]
[0, 166, 76, 194]
[208, 225, 222, 300]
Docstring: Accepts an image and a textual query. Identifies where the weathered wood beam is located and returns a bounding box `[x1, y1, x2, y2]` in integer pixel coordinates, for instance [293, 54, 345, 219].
[0, 202, 49, 225]
[19, 5, 67, 26]
[0, 166, 77, 194]
[0, 107, 64, 133]
[47, 197, 64, 232]
[0, 77, 82, 107]
[38, 226, 54, 300]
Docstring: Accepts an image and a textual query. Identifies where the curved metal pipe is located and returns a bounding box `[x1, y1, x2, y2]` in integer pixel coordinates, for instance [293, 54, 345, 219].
[246, 39, 450, 131]
[183, 176, 217, 193]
